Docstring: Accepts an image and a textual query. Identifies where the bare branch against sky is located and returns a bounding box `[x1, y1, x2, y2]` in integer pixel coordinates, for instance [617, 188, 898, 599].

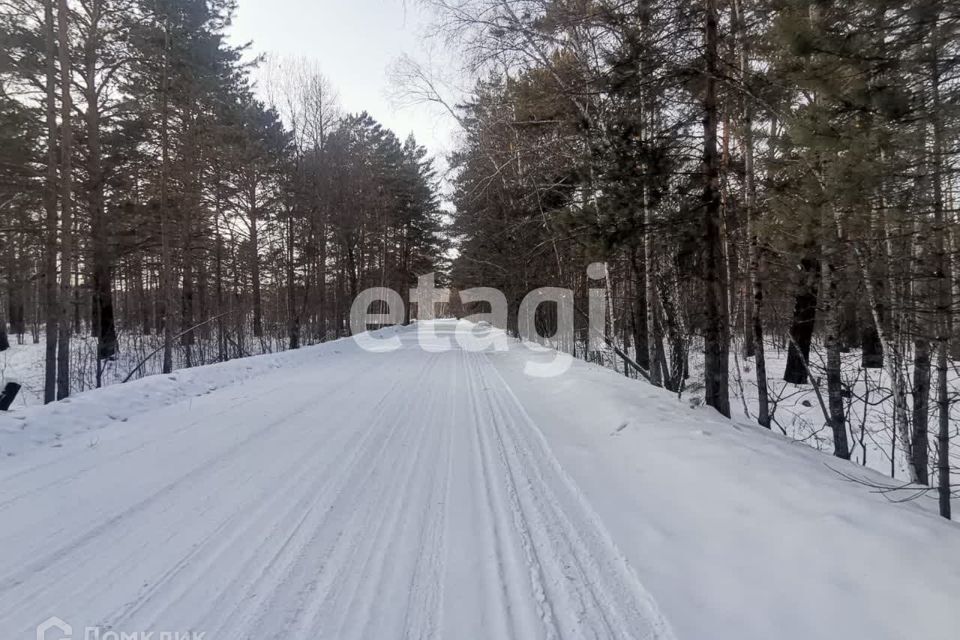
[229, 0, 463, 160]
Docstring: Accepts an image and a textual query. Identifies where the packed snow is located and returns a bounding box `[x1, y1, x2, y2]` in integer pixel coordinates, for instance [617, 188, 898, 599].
[1, 321, 958, 640]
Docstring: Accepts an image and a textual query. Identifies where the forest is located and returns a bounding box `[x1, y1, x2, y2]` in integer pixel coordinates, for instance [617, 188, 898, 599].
[420, 0, 960, 520]
[1, 0, 959, 520]
[0, 0, 446, 391]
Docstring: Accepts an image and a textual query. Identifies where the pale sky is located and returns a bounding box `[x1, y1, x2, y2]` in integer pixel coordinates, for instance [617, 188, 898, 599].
[229, 0, 461, 167]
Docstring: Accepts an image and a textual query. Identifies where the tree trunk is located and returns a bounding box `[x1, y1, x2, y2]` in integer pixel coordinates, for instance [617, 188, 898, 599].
[861, 321, 884, 368]
[644, 185, 662, 387]
[2, 245, 15, 352]
[936, 342, 951, 518]
[912, 335, 931, 484]
[701, 0, 730, 418]
[929, 16, 952, 517]
[83, 0, 117, 384]
[318, 218, 328, 340]
[180, 112, 200, 368]
[182, 257, 194, 367]
[734, 0, 769, 427]
[250, 201, 263, 338]
[657, 277, 686, 393]
[629, 248, 650, 370]
[56, 0, 73, 401]
[287, 210, 300, 350]
[863, 169, 891, 370]
[733, 0, 754, 360]
[0, 309, 8, 351]
[159, 16, 174, 375]
[214, 173, 227, 362]
[952, 211, 960, 361]
[823, 258, 850, 459]
[43, 0, 59, 404]
[784, 251, 820, 384]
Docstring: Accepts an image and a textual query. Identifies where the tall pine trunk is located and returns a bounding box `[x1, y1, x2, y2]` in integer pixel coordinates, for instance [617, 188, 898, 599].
[629, 248, 650, 370]
[83, 0, 117, 387]
[702, 0, 730, 417]
[911, 331, 931, 484]
[733, 0, 769, 427]
[287, 207, 300, 350]
[929, 16, 952, 517]
[250, 197, 263, 338]
[42, 0, 59, 404]
[823, 245, 850, 459]
[644, 185, 662, 387]
[159, 15, 174, 374]
[784, 247, 820, 385]
[56, 0, 73, 401]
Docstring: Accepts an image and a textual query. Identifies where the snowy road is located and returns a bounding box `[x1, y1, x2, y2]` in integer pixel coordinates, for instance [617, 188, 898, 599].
[0, 322, 672, 640]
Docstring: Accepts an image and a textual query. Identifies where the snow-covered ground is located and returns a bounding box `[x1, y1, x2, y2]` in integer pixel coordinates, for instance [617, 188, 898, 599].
[0, 338, 45, 406]
[0, 329, 294, 408]
[724, 343, 960, 482]
[595, 336, 959, 483]
[1, 321, 959, 639]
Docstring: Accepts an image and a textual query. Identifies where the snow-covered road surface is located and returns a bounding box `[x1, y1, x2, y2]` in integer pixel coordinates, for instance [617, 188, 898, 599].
[3, 320, 960, 640]
[0, 322, 673, 640]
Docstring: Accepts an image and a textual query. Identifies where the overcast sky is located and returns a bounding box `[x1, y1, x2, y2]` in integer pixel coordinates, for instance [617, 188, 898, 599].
[229, 0, 460, 166]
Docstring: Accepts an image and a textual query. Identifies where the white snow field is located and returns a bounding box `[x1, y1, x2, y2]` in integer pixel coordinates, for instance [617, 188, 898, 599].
[1, 320, 959, 640]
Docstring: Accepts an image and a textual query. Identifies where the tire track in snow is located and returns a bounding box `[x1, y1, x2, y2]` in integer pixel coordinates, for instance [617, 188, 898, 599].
[0, 354, 401, 637]
[207, 356, 437, 638]
[0, 381, 340, 602]
[210, 352, 445, 639]
[400, 354, 455, 640]
[474, 351, 675, 640]
[304, 355, 442, 639]
[0, 358, 377, 501]
[102, 364, 398, 632]
[464, 349, 559, 640]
